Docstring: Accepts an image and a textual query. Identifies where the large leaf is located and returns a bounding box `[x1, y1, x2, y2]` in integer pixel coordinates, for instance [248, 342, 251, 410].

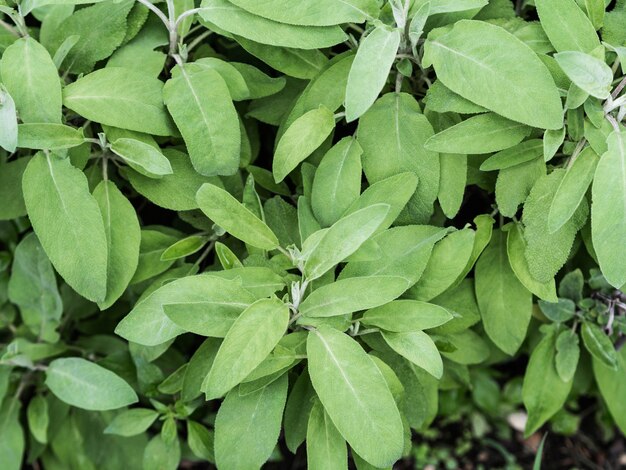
[199, 0, 347, 49]
[592, 130, 626, 287]
[115, 275, 256, 346]
[357, 93, 439, 223]
[204, 298, 289, 399]
[423, 20, 562, 129]
[214, 375, 287, 470]
[196, 183, 280, 250]
[45, 358, 137, 410]
[0, 37, 61, 123]
[163, 67, 240, 176]
[593, 346, 626, 435]
[307, 326, 404, 467]
[22, 153, 108, 302]
[63, 67, 175, 136]
[345, 26, 401, 121]
[93, 180, 141, 309]
[535, 0, 600, 53]
[475, 229, 532, 355]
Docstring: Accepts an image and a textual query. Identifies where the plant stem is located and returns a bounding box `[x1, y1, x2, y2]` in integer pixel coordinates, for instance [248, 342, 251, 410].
[135, 0, 170, 29]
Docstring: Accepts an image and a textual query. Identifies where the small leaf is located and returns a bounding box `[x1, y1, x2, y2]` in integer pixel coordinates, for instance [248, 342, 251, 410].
[160, 235, 209, 261]
[345, 27, 401, 121]
[555, 330, 579, 382]
[581, 322, 618, 369]
[104, 408, 159, 436]
[26, 395, 48, 444]
[361, 300, 452, 332]
[17, 123, 85, 150]
[538, 298, 576, 322]
[382, 330, 443, 379]
[554, 51, 612, 99]
[110, 138, 173, 177]
[273, 106, 335, 182]
[0, 85, 18, 152]
[196, 183, 279, 250]
[45, 358, 138, 410]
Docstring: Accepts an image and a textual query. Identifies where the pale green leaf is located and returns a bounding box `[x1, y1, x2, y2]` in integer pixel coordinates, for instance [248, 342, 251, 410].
[110, 138, 172, 178]
[361, 300, 452, 332]
[382, 330, 443, 379]
[554, 51, 612, 99]
[535, 0, 600, 53]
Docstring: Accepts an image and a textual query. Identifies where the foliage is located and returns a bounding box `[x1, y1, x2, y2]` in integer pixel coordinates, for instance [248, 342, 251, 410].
[0, 0, 626, 468]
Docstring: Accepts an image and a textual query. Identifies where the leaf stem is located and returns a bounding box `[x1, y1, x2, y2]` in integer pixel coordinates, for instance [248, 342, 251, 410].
[0, 18, 19, 37]
[135, 0, 170, 29]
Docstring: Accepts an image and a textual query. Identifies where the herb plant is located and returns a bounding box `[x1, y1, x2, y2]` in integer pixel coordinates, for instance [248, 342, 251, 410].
[1, 0, 626, 468]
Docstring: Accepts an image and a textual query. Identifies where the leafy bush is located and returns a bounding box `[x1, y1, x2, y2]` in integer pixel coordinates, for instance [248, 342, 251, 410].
[1, 0, 626, 468]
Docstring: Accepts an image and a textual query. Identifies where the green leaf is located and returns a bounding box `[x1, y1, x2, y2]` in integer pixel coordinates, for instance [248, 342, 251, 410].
[8, 233, 62, 342]
[182, 338, 221, 402]
[93, 180, 141, 310]
[143, 434, 180, 470]
[581, 322, 618, 369]
[522, 328, 573, 436]
[26, 395, 48, 444]
[538, 298, 576, 322]
[109, 138, 172, 177]
[425, 113, 531, 154]
[307, 326, 404, 467]
[593, 345, 626, 435]
[361, 300, 453, 332]
[45, 358, 138, 410]
[506, 223, 558, 302]
[273, 106, 335, 182]
[164, 67, 240, 176]
[160, 235, 208, 261]
[22, 153, 108, 302]
[214, 375, 288, 470]
[204, 297, 289, 399]
[63, 67, 175, 136]
[104, 408, 159, 437]
[495, 156, 546, 217]
[423, 20, 563, 129]
[357, 93, 439, 223]
[555, 330, 580, 382]
[592, 130, 626, 287]
[475, 229, 532, 355]
[307, 399, 348, 469]
[0, 37, 61, 123]
[423, 80, 487, 114]
[0, 398, 24, 470]
[549, 147, 598, 233]
[441, 329, 490, 365]
[480, 139, 544, 171]
[16, 123, 84, 150]
[544, 127, 566, 161]
[311, 137, 362, 227]
[345, 26, 401, 122]
[382, 330, 443, 379]
[0, 85, 17, 152]
[196, 183, 280, 250]
[523, 170, 588, 283]
[187, 421, 215, 462]
[304, 204, 390, 280]
[116, 275, 256, 345]
[535, 0, 600, 53]
[199, 0, 347, 49]
[227, 0, 376, 25]
[554, 51, 612, 99]
[299, 276, 410, 318]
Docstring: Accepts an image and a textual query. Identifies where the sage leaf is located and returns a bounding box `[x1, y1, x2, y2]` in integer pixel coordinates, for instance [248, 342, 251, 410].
[0, 85, 18, 152]
[361, 300, 453, 332]
[45, 358, 137, 410]
[110, 138, 172, 178]
[307, 326, 404, 468]
[535, 0, 600, 53]
[17, 123, 84, 150]
[555, 330, 580, 382]
[104, 409, 159, 437]
[307, 399, 347, 469]
[555, 51, 613, 99]
[581, 322, 618, 369]
[593, 346, 626, 435]
[382, 330, 443, 379]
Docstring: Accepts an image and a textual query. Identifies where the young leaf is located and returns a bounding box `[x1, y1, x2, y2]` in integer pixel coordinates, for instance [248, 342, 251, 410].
[26, 395, 48, 444]
[63, 67, 175, 136]
[423, 20, 563, 129]
[187, 421, 215, 462]
[0, 85, 18, 152]
[535, 0, 600, 53]
[382, 330, 443, 379]
[475, 229, 532, 355]
[160, 235, 209, 261]
[273, 106, 335, 182]
[109, 138, 173, 177]
[522, 328, 573, 436]
[304, 204, 390, 280]
[591, 130, 626, 287]
[22, 153, 108, 302]
[581, 322, 618, 369]
[93, 180, 141, 310]
[196, 183, 280, 250]
[311, 137, 363, 227]
[548, 146, 598, 233]
[554, 51, 612, 99]
[307, 326, 404, 468]
[214, 375, 288, 470]
[555, 330, 580, 382]
[345, 26, 401, 122]
[45, 358, 138, 410]
[361, 300, 453, 332]
[163, 67, 240, 176]
[0, 37, 62, 123]
[307, 399, 348, 470]
[425, 113, 531, 154]
[204, 298, 289, 399]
